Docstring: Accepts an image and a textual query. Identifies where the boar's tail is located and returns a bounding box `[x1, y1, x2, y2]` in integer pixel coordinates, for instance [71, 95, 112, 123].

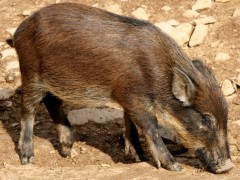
[6, 39, 14, 47]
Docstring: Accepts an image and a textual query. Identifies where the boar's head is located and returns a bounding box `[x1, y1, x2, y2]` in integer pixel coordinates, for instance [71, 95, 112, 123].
[163, 59, 234, 173]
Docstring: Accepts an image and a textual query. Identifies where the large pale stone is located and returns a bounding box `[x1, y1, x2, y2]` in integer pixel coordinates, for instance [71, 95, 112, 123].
[189, 24, 208, 47]
[5, 60, 20, 71]
[215, 0, 230, 2]
[183, 9, 199, 18]
[155, 22, 175, 35]
[131, 7, 150, 20]
[166, 19, 179, 26]
[192, 0, 212, 11]
[155, 22, 193, 46]
[176, 23, 194, 43]
[68, 107, 180, 143]
[104, 4, 123, 15]
[68, 108, 123, 125]
[0, 48, 17, 60]
[6, 28, 17, 38]
[193, 16, 217, 24]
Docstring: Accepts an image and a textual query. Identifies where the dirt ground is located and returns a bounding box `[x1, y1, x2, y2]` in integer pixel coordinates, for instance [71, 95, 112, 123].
[0, 0, 240, 179]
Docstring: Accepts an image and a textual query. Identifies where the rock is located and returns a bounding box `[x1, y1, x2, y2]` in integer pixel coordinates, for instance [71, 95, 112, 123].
[0, 42, 6, 47]
[104, 4, 123, 15]
[215, 52, 230, 61]
[166, 19, 179, 26]
[6, 28, 17, 38]
[5, 72, 16, 83]
[228, 134, 237, 145]
[71, 149, 78, 158]
[233, 8, 240, 17]
[176, 23, 194, 42]
[92, 3, 98, 7]
[210, 40, 221, 48]
[80, 147, 87, 154]
[68, 108, 123, 125]
[0, 48, 17, 60]
[192, 0, 212, 11]
[229, 145, 238, 153]
[155, 22, 175, 35]
[221, 79, 235, 96]
[183, 10, 199, 18]
[0, 88, 14, 100]
[161, 6, 172, 12]
[189, 24, 208, 47]
[5, 60, 20, 71]
[232, 120, 240, 127]
[155, 22, 192, 46]
[215, 0, 230, 2]
[131, 7, 150, 20]
[101, 163, 111, 167]
[22, 10, 31, 16]
[193, 16, 217, 25]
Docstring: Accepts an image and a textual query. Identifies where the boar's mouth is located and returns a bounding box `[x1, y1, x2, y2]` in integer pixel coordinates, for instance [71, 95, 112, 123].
[195, 149, 234, 174]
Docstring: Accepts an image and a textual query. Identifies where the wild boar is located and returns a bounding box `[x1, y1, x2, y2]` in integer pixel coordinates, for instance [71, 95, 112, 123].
[14, 3, 234, 173]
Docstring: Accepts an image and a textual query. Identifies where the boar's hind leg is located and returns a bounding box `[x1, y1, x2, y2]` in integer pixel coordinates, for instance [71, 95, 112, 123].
[43, 93, 73, 157]
[19, 87, 45, 165]
[130, 111, 182, 171]
[124, 112, 148, 161]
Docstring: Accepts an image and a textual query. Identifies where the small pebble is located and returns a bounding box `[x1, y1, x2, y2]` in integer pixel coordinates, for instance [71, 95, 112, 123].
[221, 79, 235, 96]
[161, 6, 172, 12]
[215, 52, 230, 61]
[101, 163, 111, 167]
[233, 8, 240, 17]
[22, 10, 31, 16]
[5, 72, 16, 83]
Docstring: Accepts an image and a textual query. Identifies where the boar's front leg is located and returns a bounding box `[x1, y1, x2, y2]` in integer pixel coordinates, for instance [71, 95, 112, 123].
[124, 112, 148, 161]
[128, 109, 182, 171]
[43, 93, 73, 157]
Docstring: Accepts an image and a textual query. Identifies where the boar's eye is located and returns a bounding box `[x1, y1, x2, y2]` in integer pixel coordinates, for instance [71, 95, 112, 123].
[202, 115, 212, 128]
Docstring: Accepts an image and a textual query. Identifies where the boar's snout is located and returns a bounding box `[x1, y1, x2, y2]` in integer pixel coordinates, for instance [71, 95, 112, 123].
[212, 159, 234, 174]
[196, 148, 234, 174]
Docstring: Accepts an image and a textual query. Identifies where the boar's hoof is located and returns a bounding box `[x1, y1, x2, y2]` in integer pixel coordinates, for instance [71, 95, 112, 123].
[214, 159, 234, 174]
[60, 144, 72, 157]
[164, 163, 182, 171]
[21, 155, 35, 165]
[139, 154, 149, 162]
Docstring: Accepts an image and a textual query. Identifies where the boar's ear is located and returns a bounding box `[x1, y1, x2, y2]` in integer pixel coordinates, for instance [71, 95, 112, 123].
[172, 67, 196, 106]
[192, 59, 213, 77]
